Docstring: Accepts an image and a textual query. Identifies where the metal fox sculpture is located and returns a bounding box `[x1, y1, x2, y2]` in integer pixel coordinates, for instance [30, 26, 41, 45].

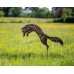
[21, 24, 63, 52]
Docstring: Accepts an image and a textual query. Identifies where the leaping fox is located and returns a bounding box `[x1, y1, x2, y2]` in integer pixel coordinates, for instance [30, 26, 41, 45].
[21, 24, 63, 52]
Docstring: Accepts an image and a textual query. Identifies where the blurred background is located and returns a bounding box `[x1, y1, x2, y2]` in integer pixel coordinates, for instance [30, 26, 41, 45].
[0, 7, 74, 23]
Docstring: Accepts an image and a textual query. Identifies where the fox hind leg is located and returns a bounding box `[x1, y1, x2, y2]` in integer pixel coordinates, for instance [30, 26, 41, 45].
[41, 37, 49, 57]
[40, 37, 49, 52]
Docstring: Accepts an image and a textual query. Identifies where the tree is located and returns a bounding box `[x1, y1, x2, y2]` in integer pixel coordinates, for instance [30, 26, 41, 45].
[0, 7, 23, 17]
[62, 8, 68, 22]
[37, 7, 50, 18]
[0, 10, 4, 17]
[51, 7, 63, 18]
[8, 7, 23, 17]
[25, 7, 50, 18]
[62, 8, 72, 22]
[71, 8, 74, 16]
[0, 7, 11, 17]
[27, 7, 40, 17]
[52, 7, 74, 23]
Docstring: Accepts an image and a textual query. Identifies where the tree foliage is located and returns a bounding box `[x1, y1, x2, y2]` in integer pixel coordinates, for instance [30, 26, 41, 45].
[8, 7, 23, 17]
[0, 10, 4, 17]
[25, 7, 50, 18]
[52, 7, 74, 22]
[0, 7, 11, 17]
[0, 7, 23, 17]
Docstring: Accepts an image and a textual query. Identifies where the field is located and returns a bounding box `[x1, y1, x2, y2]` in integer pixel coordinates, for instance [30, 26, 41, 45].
[0, 18, 74, 66]
[0, 17, 52, 23]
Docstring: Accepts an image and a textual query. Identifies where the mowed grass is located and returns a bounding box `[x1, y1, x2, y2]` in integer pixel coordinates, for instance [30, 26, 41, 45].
[0, 23, 74, 66]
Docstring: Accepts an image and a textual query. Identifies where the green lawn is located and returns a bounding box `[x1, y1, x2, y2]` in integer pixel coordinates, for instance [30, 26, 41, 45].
[0, 23, 74, 66]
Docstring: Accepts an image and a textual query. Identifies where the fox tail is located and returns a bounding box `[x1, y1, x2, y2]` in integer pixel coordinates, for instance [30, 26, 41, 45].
[47, 35, 63, 46]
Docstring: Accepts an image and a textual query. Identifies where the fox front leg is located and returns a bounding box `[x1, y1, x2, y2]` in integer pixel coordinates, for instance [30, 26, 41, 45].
[26, 30, 33, 37]
[23, 33, 25, 37]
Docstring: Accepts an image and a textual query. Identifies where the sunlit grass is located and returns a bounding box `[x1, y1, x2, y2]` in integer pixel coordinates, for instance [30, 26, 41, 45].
[0, 22, 74, 66]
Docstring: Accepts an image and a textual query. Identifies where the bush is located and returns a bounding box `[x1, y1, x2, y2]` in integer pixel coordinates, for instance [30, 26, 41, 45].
[53, 18, 63, 23]
[66, 17, 74, 23]
[53, 17, 74, 23]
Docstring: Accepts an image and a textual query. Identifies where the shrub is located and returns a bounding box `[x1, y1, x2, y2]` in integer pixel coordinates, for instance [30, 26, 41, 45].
[53, 17, 74, 23]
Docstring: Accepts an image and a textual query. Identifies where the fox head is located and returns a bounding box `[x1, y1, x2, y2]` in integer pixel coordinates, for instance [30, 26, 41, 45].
[21, 24, 34, 37]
